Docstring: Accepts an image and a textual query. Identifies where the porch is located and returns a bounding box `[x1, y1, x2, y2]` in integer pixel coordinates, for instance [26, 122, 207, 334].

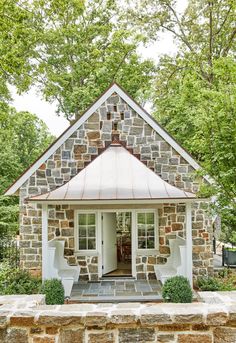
[26, 141, 205, 298]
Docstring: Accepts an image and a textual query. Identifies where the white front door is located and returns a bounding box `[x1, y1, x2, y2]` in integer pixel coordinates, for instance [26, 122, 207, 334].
[102, 212, 117, 274]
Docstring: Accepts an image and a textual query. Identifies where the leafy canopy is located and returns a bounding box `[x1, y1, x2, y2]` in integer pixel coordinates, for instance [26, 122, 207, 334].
[0, 102, 53, 235]
[1, 0, 155, 120]
[129, 0, 236, 230]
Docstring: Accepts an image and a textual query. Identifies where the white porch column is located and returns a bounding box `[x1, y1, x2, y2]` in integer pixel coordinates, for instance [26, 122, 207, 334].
[186, 202, 193, 287]
[42, 203, 48, 280]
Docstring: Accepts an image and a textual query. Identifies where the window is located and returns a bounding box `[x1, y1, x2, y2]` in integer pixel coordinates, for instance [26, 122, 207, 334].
[137, 212, 155, 249]
[77, 213, 96, 250]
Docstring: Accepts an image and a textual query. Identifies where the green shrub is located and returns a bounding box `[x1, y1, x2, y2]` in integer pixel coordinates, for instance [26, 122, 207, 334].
[196, 276, 220, 291]
[0, 261, 41, 295]
[41, 279, 65, 305]
[218, 268, 231, 278]
[162, 276, 193, 303]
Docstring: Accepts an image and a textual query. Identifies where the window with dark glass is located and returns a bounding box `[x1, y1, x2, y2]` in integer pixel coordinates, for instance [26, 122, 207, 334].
[78, 213, 96, 250]
[137, 212, 155, 249]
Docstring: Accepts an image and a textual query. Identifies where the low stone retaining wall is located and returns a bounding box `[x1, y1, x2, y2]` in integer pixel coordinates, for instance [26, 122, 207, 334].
[1, 294, 236, 342]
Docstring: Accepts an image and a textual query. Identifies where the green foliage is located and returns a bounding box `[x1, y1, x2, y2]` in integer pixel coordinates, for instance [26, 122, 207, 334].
[0, 196, 19, 236]
[162, 276, 193, 303]
[197, 270, 236, 291]
[41, 279, 65, 305]
[1, 0, 155, 119]
[0, 0, 39, 100]
[0, 262, 41, 295]
[197, 276, 221, 291]
[0, 103, 53, 236]
[129, 0, 236, 232]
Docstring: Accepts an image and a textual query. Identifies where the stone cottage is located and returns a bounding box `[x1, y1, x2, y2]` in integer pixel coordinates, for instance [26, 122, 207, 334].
[5, 82, 213, 287]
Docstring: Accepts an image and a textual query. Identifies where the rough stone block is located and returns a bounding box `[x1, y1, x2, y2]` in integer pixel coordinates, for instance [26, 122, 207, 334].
[140, 309, 172, 325]
[10, 312, 35, 326]
[206, 309, 228, 325]
[110, 310, 137, 324]
[193, 238, 205, 246]
[37, 312, 83, 326]
[84, 312, 108, 327]
[177, 333, 212, 343]
[129, 127, 143, 136]
[172, 223, 183, 231]
[157, 334, 175, 343]
[88, 332, 115, 343]
[87, 131, 100, 140]
[118, 328, 155, 343]
[59, 328, 84, 343]
[160, 142, 171, 151]
[33, 337, 55, 343]
[6, 328, 29, 343]
[214, 327, 236, 343]
[160, 246, 170, 254]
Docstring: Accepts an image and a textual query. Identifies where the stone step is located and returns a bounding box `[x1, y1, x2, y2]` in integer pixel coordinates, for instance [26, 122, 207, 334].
[100, 276, 135, 281]
[68, 295, 162, 303]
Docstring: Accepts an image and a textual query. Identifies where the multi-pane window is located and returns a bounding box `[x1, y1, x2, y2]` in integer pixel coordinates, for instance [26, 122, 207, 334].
[78, 213, 96, 250]
[137, 212, 155, 249]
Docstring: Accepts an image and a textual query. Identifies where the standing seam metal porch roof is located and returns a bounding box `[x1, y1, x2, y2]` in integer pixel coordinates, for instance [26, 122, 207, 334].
[28, 143, 197, 202]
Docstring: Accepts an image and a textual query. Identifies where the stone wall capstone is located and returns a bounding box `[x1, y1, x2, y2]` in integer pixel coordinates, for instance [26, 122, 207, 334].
[0, 294, 236, 343]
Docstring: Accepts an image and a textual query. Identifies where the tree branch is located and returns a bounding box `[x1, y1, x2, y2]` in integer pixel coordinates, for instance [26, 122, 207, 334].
[221, 27, 236, 56]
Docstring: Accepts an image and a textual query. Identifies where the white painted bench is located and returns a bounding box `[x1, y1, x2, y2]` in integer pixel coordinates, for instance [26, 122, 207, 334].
[48, 239, 80, 297]
[154, 237, 186, 284]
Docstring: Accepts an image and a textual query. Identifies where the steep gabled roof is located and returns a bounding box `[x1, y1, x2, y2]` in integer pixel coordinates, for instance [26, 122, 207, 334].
[28, 142, 197, 203]
[5, 82, 206, 196]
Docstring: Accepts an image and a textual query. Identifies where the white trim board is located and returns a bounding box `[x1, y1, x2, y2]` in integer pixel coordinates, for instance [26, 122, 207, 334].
[5, 82, 209, 195]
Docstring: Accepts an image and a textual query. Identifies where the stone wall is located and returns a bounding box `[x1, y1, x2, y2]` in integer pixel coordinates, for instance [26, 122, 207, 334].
[19, 92, 213, 279]
[1, 294, 236, 343]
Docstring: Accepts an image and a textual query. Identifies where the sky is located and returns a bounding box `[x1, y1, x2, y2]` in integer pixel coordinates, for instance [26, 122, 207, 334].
[11, 1, 187, 137]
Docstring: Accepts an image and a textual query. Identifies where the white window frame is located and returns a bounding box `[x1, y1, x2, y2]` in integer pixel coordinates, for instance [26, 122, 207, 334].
[135, 209, 159, 253]
[74, 210, 98, 255]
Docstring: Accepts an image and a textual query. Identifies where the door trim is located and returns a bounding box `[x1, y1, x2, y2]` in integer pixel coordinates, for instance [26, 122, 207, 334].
[98, 209, 136, 278]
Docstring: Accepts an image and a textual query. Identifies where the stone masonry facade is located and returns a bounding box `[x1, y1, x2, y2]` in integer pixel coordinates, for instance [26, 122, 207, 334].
[1, 294, 236, 343]
[19, 92, 213, 281]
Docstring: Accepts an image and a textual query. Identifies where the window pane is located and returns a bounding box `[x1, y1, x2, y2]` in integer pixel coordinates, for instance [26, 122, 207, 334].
[137, 212, 155, 250]
[146, 213, 154, 224]
[79, 226, 86, 237]
[88, 238, 96, 250]
[138, 227, 146, 237]
[137, 213, 145, 224]
[88, 226, 95, 237]
[79, 214, 87, 225]
[138, 238, 146, 249]
[78, 213, 96, 250]
[147, 225, 154, 237]
[79, 238, 87, 250]
[147, 237, 155, 249]
[87, 214, 95, 225]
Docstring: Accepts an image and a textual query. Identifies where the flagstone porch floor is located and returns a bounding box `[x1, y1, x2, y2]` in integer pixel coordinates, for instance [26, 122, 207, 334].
[70, 279, 163, 303]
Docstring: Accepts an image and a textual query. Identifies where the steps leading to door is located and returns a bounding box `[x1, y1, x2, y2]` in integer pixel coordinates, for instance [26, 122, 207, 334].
[100, 276, 135, 281]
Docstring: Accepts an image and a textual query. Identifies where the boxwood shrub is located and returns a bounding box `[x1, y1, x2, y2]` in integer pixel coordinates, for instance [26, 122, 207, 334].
[41, 279, 65, 305]
[162, 276, 193, 303]
[0, 262, 41, 295]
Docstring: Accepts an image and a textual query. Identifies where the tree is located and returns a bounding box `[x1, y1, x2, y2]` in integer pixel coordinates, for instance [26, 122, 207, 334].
[0, 0, 155, 120]
[129, 0, 236, 232]
[0, 103, 53, 235]
[0, 0, 39, 101]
